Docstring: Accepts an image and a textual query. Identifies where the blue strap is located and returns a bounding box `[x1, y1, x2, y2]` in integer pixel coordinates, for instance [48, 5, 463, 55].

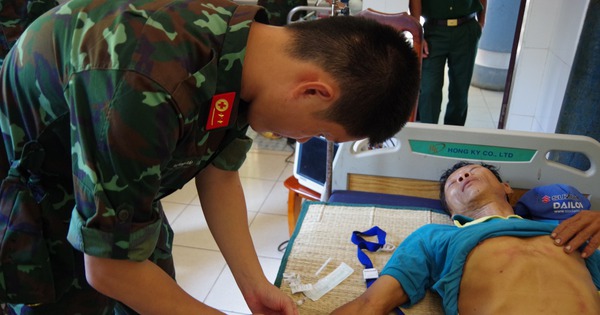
[352, 226, 405, 315]
[351, 226, 386, 271]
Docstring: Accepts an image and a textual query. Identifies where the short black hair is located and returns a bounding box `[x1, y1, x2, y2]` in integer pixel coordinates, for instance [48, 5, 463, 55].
[285, 16, 420, 144]
[438, 161, 503, 214]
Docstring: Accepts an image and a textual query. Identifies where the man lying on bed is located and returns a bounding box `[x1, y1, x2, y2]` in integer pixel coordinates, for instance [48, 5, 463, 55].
[331, 161, 600, 315]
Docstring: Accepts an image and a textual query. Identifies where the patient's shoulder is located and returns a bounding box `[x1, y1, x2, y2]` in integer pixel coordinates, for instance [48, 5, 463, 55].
[409, 223, 456, 239]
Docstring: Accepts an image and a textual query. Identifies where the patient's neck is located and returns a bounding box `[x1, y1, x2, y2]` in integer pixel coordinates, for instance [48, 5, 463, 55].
[456, 201, 515, 219]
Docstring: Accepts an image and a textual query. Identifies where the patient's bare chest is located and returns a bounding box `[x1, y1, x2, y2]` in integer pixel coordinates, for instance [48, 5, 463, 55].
[458, 235, 600, 315]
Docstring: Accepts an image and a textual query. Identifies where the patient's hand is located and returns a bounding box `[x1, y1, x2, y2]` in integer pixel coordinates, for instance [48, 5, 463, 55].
[551, 210, 600, 258]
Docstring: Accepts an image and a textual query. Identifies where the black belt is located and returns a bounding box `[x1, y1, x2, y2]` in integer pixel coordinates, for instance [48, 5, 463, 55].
[426, 12, 477, 27]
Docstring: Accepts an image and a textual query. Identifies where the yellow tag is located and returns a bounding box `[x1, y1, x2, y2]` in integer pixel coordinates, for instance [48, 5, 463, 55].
[447, 19, 458, 26]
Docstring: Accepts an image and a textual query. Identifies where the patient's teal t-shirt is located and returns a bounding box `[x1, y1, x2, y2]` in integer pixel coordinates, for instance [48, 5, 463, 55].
[381, 216, 600, 315]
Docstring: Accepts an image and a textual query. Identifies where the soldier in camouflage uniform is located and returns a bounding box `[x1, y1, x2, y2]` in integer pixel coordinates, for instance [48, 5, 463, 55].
[0, 0, 58, 66]
[0, 0, 420, 313]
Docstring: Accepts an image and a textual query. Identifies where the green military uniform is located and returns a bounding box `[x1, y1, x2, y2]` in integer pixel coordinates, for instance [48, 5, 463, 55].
[417, 0, 483, 125]
[0, 0, 267, 313]
[0, 0, 58, 65]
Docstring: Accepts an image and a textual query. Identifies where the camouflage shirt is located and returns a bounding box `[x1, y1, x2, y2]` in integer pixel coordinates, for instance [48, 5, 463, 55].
[0, 0, 58, 63]
[0, 0, 267, 261]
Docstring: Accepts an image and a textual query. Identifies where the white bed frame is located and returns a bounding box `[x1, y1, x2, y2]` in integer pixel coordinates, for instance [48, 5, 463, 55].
[332, 123, 600, 207]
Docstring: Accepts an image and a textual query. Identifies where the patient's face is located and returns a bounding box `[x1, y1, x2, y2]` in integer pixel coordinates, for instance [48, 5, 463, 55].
[443, 164, 510, 215]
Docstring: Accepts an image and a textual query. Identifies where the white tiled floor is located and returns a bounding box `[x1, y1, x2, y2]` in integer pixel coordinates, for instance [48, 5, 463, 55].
[167, 85, 503, 314]
[164, 147, 295, 314]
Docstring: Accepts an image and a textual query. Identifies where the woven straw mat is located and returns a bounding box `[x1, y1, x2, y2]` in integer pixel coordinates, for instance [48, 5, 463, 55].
[278, 202, 453, 315]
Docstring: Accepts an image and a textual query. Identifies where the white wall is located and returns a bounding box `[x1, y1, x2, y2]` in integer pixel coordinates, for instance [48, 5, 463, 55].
[361, 0, 409, 13]
[505, 0, 590, 133]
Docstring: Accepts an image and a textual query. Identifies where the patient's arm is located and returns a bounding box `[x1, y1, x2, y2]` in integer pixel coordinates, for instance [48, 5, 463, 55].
[552, 210, 600, 258]
[330, 275, 408, 315]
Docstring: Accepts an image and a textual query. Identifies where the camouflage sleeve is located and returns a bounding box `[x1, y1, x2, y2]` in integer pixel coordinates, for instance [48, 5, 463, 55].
[0, 0, 58, 59]
[211, 130, 252, 171]
[66, 69, 179, 261]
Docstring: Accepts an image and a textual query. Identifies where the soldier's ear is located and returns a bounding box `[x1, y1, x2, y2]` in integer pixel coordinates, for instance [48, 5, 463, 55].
[293, 81, 335, 101]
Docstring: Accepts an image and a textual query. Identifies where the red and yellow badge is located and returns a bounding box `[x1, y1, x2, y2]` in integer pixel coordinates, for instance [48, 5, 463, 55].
[206, 92, 236, 130]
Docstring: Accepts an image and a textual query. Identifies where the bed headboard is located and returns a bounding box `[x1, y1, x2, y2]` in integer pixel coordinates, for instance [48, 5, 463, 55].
[332, 123, 600, 207]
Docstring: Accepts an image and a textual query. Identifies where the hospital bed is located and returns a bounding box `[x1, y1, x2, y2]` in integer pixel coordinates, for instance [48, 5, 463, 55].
[276, 123, 600, 314]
